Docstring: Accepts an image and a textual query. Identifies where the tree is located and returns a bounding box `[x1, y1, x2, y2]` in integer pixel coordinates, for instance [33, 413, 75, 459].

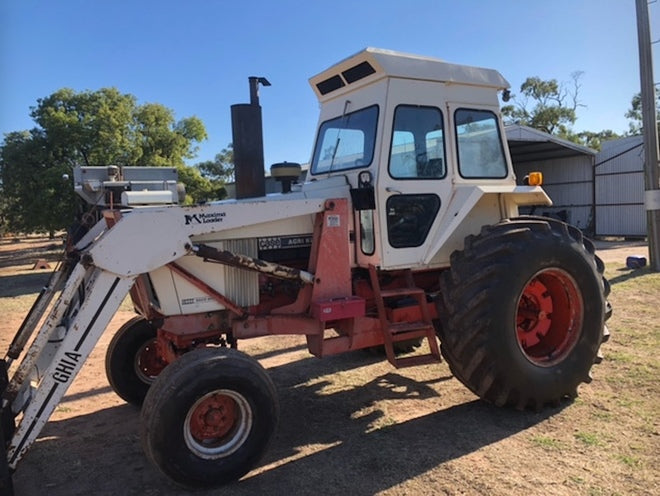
[573, 130, 621, 151]
[196, 144, 234, 183]
[0, 130, 73, 236]
[0, 88, 212, 235]
[175, 165, 221, 204]
[502, 72, 584, 137]
[625, 91, 660, 135]
[30, 88, 141, 167]
[194, 144, 234, 200]
[133, 103, 206, 167]
[502, 73, 620, 151]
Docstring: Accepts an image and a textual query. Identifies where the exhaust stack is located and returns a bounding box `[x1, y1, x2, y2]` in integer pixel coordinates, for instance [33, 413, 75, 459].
[231, 77, 270, 199]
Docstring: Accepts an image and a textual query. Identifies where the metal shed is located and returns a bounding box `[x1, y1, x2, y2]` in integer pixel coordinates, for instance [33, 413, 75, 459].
[594, 136, 645, 237]
[505, 125, 597, 233]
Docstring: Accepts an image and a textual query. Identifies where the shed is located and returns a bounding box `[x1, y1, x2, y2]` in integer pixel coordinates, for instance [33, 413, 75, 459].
[594, 136, 645, 237]
[505, 125, 597, 233]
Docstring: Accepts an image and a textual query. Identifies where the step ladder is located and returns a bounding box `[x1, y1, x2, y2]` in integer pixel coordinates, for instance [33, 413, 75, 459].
[368, 265, 441, 368]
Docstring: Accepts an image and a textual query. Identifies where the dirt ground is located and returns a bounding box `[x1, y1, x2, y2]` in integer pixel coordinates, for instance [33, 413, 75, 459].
[0, 236, 656, 496]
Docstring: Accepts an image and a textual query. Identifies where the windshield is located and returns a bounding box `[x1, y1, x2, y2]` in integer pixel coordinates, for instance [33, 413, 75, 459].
[311, 105, 378, 174]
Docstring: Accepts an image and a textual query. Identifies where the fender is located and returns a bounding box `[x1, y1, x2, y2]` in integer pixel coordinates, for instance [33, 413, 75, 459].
[422, 184, 551, 265]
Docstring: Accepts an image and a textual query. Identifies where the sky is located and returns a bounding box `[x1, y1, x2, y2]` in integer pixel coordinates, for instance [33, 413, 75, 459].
[1, 0, 658, 168]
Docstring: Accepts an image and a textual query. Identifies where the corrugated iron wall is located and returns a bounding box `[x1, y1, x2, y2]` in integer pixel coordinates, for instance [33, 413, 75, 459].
[514, 155, 595, 232]
[594, 136, 645, 237]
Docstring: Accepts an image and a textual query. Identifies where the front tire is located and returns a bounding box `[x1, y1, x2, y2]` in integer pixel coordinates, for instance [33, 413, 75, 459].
[140, 347, 279, 489]
[438, 218, 609, 410]
[105, 317, 165, 406]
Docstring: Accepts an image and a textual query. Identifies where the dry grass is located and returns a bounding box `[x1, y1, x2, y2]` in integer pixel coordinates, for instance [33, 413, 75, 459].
[0, 237, 658, 495]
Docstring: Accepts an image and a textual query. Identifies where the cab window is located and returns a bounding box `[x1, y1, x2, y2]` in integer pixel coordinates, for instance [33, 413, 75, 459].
[387, 194, 440, 248]
[389, 105, 446, 179]
[311, 105, 378, 174]
[455, 109, 507, 179]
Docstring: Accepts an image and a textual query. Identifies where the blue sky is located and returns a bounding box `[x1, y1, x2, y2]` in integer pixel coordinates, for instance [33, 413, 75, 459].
[1, 0, 658, 167]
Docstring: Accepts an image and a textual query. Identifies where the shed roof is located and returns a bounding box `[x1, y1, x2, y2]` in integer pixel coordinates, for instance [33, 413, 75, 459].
[595, 135, 643, 173]
[598, 135, 643, 159]
[505, 125, 596, 163]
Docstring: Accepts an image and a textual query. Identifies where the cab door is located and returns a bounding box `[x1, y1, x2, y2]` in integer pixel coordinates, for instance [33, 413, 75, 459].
[376, 81, 453, 269]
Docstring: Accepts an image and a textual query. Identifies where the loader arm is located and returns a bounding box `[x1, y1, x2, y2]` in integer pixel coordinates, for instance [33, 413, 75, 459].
[1, 195, 328, 475]
[2, 263, 136, 470]
[90, 198, 326, 276]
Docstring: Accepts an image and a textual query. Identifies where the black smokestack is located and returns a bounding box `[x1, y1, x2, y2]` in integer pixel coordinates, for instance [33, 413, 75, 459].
[231, 76, 270, 199]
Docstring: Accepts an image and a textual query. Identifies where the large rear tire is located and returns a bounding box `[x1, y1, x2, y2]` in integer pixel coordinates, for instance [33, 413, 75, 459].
[438, 218, 610, 410]
[105, 317, 165, 406]
[140, 347, 279, 489]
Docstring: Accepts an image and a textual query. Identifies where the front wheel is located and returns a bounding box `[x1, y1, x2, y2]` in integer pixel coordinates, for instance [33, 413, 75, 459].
[105, 317, 165, 406]
[438, 218, 610, 410]
[140, 347, 279, 489]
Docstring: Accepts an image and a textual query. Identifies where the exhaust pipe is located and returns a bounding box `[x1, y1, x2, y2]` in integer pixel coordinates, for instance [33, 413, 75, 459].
[231, 77, 270, 199]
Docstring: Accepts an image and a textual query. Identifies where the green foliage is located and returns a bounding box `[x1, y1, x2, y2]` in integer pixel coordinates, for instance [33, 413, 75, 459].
[133, 103, 207, 167]
[530, 435, 565, 451]
[195, 144, 234, 184]
[616, 454, 641, 468]
[574, 431, 602, 447]
[504, 74, 658, 149]
[0, 129, 74, 235]
[187, 143, 234, 202]
[176, 165, 226, 204]
[572, 129, 620, 151]
[502, 73, 621, 150]
[0, 88, 214, 234]
[502, 73, 583, 136]
[30, 88, 140, 166]
[625, 92, 660, 135]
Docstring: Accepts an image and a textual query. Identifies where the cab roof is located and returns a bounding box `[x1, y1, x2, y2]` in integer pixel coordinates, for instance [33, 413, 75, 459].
[309, 48, 510, 102]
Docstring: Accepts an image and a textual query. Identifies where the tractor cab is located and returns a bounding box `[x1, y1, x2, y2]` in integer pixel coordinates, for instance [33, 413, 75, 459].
[305, 48, 536, 270]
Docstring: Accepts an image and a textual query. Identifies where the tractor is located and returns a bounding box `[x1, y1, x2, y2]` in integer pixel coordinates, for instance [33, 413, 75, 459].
[0, 48, 610, 491]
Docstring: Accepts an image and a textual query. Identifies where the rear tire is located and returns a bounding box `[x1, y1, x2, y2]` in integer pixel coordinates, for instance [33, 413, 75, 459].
[438, 218, 610, 410]
[140, 347, 279, 489]
[105, 317, 165, 406]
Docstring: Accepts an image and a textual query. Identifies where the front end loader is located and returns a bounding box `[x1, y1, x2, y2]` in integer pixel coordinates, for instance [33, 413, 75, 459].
[0, 48, 610, 491]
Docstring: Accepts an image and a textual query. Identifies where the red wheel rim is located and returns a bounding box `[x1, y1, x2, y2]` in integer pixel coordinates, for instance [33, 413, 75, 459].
[516, 268, 583, 366]
[135, 339, 166, 383]
[183, 389, 252, 459]
[189, 393, 238, 440]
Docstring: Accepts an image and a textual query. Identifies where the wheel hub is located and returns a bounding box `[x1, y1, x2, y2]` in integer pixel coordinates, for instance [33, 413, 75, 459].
[183, 388, 253, 459]
[135, 339, 166, 383]
[516, 268, 583, 366]
[517, 279, 553, 347]
[190, 393, 237, 439]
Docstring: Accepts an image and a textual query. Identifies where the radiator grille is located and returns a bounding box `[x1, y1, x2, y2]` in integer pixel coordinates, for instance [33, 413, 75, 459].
[220, 238, 259, 307]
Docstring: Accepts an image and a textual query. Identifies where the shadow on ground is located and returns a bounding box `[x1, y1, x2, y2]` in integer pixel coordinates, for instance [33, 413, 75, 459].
[608, 266, 653, 286]
[12, 351, 565, 496]
[0, 272, 52, 297]
[0, 243, 63, 269]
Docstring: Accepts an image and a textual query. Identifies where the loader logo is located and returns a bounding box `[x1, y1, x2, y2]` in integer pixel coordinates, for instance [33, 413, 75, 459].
[185, 212, 226, 225]
[53, 351, 82, 384]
